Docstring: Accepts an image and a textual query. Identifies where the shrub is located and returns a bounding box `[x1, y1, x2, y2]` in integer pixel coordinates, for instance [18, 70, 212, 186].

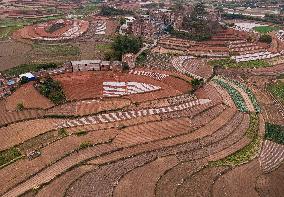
[0, 147, 22, 166]
[79, 141, 92, 149]
[259, 34, 272, 44]
[38, 77, 66, 105]
[265, 123, 284, 144]
[191, 78, 204, 90]
[58, 128, 68, 137]
[75, 130, 88, 136]
[267, 80, 284, 103]
[20, 76, 29, 85]
[16, 103, 24, 111]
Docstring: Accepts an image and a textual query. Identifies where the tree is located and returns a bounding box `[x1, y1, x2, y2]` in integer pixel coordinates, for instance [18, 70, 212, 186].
[106, 35, 143, 61]
[181, 2, 217, 38]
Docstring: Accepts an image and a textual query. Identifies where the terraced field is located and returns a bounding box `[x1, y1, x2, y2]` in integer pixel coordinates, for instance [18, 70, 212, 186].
[0, 67, 283, 197]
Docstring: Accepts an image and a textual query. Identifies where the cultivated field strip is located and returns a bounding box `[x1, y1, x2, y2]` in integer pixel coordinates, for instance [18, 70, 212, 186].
[216, 77, 256, 112]
[175, 166, 229, 197]
[36, 165, 96, 197]
[57, 99, 211, 129]
[0, 110, 45, 127]
[177, 113, 249, 161]
[113, 118, 192, 147]
[66, 115, 161, 133]
[113, 156, 179, 197]
[0, 129, 117, 194]
[0, 118, 64, 151]
[88, 108, 237, 165]
[155, 160, 206, 197]
[259, 140, 284, 172]
[129, 70, 169, 81]
[65, 153, 158, 197]
[2, 107, 238, 196]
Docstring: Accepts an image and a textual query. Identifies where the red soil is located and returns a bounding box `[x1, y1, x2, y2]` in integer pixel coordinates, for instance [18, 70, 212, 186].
[54, 71, 191, 102]
[5, 82, 54, 111]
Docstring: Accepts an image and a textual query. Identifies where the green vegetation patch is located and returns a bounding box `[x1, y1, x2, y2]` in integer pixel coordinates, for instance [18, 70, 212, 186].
[38, 77, 66, 105]
[58, 128, 68, 137]
[213, 78, 248, 112]
[2, 63, 58, 76]
[0, 147, 22, 167]
[79, 141, 92, 149]
[32, 44, 80, 57]
[100, 6, 133, 16]
[105, 35, 143, 61]
[75, 130, 88, 136]
[259, 34, 272, 44]
[72, 3, 98, 16]
[210, 113, 260, 166]
[209, 58, 270, 69]
[267, 80, 284, 103]
[136, 49, 150, 65]
[166, 25, 211, 41]
[265, 123, 284, 144]
[45, 23, 65, 33]
[253, 26, 280, 34]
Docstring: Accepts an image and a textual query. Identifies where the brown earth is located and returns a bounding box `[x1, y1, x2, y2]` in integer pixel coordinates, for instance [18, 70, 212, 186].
[5, 82, 54, 111]
[55, 71, 191, 102]
[0, 40, 32, 71]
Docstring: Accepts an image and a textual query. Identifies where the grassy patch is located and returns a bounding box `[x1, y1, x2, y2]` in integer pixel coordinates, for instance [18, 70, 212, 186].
[209, 58, 270, 69]
[0, 147, 22, 166]
[32, 44, 80, 57]
[253, 26, 280, 34]
[265, 123, 284, 144]
[58, 128, 68, 137]
[72, 3, 98, 16]
[2, 62, 58, 76]
[267, 80, 284, 104]
[79, 141, 92, 149]
[95, 43, 113, 53]
[75, 130, 88, 136]
[210, 113, 260, 166]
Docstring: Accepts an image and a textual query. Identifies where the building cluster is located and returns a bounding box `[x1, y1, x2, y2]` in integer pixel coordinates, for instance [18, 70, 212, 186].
[71, 60, 123, 72]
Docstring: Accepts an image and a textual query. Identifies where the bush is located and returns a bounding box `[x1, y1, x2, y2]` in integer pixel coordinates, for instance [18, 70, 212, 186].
[38, 77, 66, 105]
[0, 147, 22, 166]
[267, 80, 284, 103]
[75, 130, 88, 136]
[20, 76, 29, 85]
[191, 78, 204, 90]
[16, 103, 24, 111]
[265, 123, 284, 144]
[259, 34, 272, 44]
[58, 128, 68, 137]
[79, 141, 92, 149]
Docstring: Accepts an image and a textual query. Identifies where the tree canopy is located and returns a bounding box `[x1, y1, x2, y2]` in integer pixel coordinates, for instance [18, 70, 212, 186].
[105, 35, 143, 61]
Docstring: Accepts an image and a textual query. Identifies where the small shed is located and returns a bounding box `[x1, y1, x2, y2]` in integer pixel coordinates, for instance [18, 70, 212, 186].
[19, 73, 36, 81]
